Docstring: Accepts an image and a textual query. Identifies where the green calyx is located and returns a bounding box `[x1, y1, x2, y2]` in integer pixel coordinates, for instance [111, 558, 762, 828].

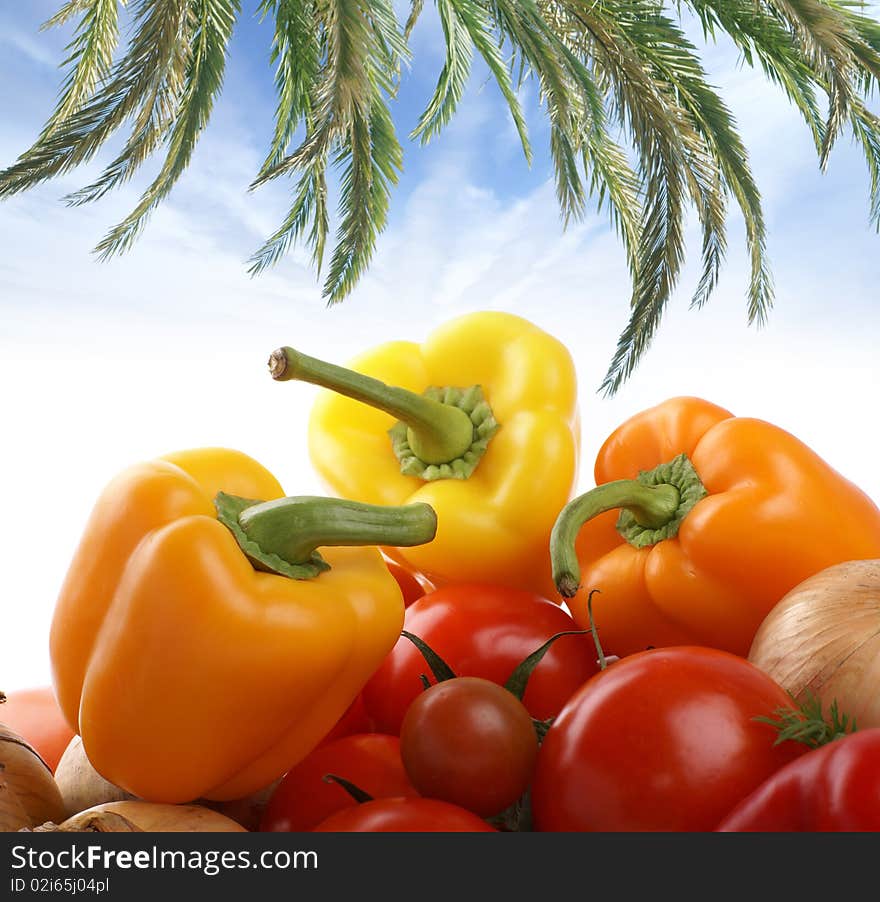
[268, 346, 500, 481]
[616, 453, 708, 548]
[389, 385, 499, 481]
[550, 453, 707, 598]
[215, 492, 437, 580]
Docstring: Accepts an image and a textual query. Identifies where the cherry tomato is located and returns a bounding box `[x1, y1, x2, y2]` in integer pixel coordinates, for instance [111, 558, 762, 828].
[400, 677, 538, 818]
[0, 686, 75, 772]
[362, 583, 598, 734]
[312, 797, 498, 832]
[531, 646, 808, 832]
[383, 556, 436, 607]
[260, 734, 419, 832]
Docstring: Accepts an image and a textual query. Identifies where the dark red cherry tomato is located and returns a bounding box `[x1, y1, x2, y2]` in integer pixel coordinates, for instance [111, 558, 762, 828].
[400, 676, 538, 818]
[362, 583, 598, 734]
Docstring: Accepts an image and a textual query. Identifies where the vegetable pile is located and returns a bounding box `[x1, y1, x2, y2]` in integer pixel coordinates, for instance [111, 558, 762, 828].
[4, 310, 880, 833]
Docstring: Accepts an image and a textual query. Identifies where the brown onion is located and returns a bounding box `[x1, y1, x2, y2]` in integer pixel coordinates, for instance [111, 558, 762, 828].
[54, 735, 135, 818]
[0, 724, 67, 831]
[32, 801, 248, 833]
[748, 559, 880, 729]
[53, 734, 277, 830]
[203, 779, 281, 832]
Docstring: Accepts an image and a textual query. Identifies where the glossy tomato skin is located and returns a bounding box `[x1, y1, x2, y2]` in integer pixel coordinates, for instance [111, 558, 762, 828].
[0, 686, 75, 772]
[317, 694, 375, 747]
[716, 728, 880, 832]
[531, 646, 808, 832]
[312, 797, 498, 832]
[260, 734, 419, 832]
[383, 557, 436, 607]
[362, 583, 598, 734]
[400, 677, 538, 818]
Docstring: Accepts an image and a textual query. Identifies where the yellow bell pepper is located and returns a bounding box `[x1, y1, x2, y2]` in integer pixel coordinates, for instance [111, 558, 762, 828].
[268, 311, 580, 598]
[49, 448, 436, 803]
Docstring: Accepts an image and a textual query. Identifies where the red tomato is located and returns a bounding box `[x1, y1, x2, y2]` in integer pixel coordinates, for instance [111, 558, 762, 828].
[317, 693, 374, 747]
[312, 797, 498, 832]
[384, 557, 436, 607]
[531, 646, 808, 832]
[362, 583, 598, 734]
[400, 677, 538, 818]
[716, 729, 880, 832]
[0, 686, 75, 772]
[260, 734, 419, 832]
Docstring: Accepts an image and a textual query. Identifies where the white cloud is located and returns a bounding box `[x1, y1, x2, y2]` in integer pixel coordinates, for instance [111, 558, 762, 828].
[0, 24, 57, 68]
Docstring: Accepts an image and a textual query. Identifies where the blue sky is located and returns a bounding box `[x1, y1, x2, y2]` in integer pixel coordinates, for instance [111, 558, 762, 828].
[2, 2, 880, 689]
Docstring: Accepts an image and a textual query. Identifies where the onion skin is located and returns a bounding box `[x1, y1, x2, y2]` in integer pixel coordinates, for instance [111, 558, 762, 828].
[54, 736, 136, 819]
[32, 801, 248, 833]
[748, 559, 880, 730]
[0, 725, 67, 831]
[53, 735, 277, 830]
[0, 724, 64, 833]
[204, 780, 281, 832]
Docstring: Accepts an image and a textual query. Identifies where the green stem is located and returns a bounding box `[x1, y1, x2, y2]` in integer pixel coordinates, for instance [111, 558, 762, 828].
[322, 774, 375, 803]
[551, 480, 680, 597]
[549, 453, 708, 598]
[216, 492, 437, 580]
[268, 346, 475, 465]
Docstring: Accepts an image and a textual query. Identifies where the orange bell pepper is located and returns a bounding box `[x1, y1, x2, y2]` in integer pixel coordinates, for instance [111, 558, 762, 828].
[550, 397, 880, 658]
[49, 448, 436, 803]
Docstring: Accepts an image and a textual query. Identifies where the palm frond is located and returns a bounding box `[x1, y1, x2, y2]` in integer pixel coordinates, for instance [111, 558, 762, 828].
[250, 0, 405, 297]
[414, 0, 530, 163]
[0, 0, 191, 198]
[405, 0, 426, 39]
[850, 98, 880, 228]
[92, 0, 240, 258]
[411, 0, 475, 144]
[323, 96, 400, 301]
[552, 3, 695, 393]
[6, 0, 880, 394]
[256, 0, 321, 178]
[685, 0, 827, 153]
[766, 0, 862, 165]
[631, 11, 772, 321]
[40, 0, 123, 138]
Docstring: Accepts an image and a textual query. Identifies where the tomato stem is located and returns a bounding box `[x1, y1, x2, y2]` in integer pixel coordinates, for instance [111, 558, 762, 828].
[586, 590, 609, 670]
[400, 630, 457, 683]
[322, 774, 375, 804]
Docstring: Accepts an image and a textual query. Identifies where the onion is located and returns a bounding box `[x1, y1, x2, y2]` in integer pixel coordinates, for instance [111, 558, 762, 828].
[204, 779, 281, 832]
[30, 801, 248, 833]
[54, 735, 135, 818]
[0, 725, 67, 830]
[53, 734, 278, 830]
[748, 559, 880, 729]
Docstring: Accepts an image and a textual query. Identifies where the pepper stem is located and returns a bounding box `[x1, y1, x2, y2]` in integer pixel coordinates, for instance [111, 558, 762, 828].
[269, 347, 475, 465]
[550, 453, 707, 598]
[216, 492, 437, 580]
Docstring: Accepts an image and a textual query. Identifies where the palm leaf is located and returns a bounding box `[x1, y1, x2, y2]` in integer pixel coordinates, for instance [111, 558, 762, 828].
[40, 0, 124, 138]
[4, 0, 880, 393]
[256, 0, 321, 178]
[93, 0, 240, 258]
[0, 0, 191, 197]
